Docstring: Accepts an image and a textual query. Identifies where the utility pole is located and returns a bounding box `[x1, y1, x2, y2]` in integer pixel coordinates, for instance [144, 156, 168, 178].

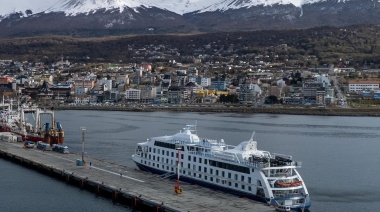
[80, 127, 86, 165]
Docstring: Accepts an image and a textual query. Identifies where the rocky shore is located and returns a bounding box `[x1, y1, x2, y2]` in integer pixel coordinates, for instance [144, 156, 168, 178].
[55, 105, 380, 116]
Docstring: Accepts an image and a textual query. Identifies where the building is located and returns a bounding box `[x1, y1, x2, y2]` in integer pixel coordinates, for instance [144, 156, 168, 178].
[125, 89, 141, 102]
[140, 85, 157, 104]
[348, 80, 379, 93]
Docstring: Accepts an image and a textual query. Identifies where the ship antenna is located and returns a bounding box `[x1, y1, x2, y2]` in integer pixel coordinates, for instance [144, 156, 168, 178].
[250, 131, 255, 141]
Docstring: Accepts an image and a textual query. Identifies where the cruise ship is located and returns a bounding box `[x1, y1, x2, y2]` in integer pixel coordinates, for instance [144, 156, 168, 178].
[132, 125, 311, 210]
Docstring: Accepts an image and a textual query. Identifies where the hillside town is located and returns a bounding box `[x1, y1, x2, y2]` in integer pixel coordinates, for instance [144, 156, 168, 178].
[0, 57, 379, 109]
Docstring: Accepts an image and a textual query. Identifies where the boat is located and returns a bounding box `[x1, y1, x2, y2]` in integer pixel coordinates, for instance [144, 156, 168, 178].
[0, 101, 64, 145]
[132, 124, 311, 211]
[24, 140, 35, 148]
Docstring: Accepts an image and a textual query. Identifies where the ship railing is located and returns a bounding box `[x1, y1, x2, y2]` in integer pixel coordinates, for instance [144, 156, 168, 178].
[268, 173, 294, 178]
[188, 151, 268, 168]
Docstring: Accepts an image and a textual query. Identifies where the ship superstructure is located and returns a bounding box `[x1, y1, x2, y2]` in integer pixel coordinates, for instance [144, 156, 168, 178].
[0, 100, 64, 145]
[132, 125, 310, 210]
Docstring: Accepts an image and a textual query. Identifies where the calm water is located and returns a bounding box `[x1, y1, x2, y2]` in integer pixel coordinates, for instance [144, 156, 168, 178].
[3, 110, 380, 211]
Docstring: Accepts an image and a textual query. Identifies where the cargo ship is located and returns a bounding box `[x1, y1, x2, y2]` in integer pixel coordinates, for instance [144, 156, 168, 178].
[0, 101, 64, 145]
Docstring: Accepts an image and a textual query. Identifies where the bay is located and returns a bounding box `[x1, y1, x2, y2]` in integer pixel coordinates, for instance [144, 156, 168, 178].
[3, 110, 380, 211]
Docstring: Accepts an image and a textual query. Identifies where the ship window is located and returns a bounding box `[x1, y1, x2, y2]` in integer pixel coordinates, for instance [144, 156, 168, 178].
[222, 171, 225, 177]
[216, 179, 220, 183]
[183, 170, 186, 175]
[199, 158, 202, 163]
[193, 173, 196, 177]
[193, 157, 196, 162]
[149, 147, 151, 152]
[248, 186, 251, 191]
[248, 177, 251, 183]
[242, 185, 245, 190]
[216, 170, 219, 176]
[157, 164, 159, 168]
[162, 165, 164, 169]
[171, 167, 174, 171]
[210, 169, 213, 174]
[162, 150, 165, 155]
[193, 165, 196, 170]
[228, 182, 231, 186]
[188, 164, 190, 169]
[157, 149, 160, 154]
[167, 166, 169, 170]
[252, 168, 254, 172]
[171, 152, 174, 157]
[188, 156, 191, 161]
[166, 151, 169, 156]
[157, 157, 160, 162]
[198, 166, 201, 171]
[181, 154, 184, 160]
[210, 177, 213, 182]
[204, 167, 207, 172]
[228, 173, 231, 178]
[144, 154, 147, 158]
[257, 180, 262, 186]
[149, 155, 151, 160]
[188, 171, 191, 176]
[166, 159, 168, 163]
[235, 183, 238, 188]
[153, 163, 155, 166]
[181, 162, 183, 167]
[153, 156, 155, 160]
[199, 174, 202, 178]
[204, 159, 207, 164]
[204, 176, 207, 180]
[234, 174, 238, 180]
[241, 176, 245, 182]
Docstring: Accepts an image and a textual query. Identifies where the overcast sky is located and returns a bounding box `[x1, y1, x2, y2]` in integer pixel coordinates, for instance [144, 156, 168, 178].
[0, 0, 53, 15]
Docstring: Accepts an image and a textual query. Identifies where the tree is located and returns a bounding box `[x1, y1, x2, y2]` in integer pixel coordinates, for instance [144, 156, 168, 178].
[265, 95, 279, 104]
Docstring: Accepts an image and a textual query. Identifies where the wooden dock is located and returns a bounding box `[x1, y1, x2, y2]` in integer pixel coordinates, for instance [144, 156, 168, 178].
[0, 141, 274, 212]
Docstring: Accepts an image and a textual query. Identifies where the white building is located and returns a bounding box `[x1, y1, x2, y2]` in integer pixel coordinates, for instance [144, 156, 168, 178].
[125, 89, 141, 101]
[348, 80, 379, 93]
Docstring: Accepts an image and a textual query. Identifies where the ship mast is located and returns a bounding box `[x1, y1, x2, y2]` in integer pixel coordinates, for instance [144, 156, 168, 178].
[174, 141, 183, 194]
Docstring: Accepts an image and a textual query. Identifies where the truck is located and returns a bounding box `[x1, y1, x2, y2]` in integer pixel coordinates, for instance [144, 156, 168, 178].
[52, 144, 69, 154]
[37, 141, 51, 151]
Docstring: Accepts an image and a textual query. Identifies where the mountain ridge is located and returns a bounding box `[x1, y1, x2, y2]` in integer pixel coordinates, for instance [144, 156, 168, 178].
[1, 0, 380, 38]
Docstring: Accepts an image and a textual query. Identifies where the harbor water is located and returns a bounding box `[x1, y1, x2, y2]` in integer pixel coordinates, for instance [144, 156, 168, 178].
[3, 110, 380, 211]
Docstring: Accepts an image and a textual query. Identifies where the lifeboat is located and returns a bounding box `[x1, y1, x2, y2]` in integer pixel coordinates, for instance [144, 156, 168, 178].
[276, 181, 302, 187]
[290, 181, 302, 186]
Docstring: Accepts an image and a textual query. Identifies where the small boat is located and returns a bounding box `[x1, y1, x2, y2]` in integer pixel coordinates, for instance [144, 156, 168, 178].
[24, 141, 35, 148]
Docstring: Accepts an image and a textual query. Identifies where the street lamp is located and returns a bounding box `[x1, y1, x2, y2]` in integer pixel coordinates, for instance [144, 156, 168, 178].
[80, 127, 86, 165]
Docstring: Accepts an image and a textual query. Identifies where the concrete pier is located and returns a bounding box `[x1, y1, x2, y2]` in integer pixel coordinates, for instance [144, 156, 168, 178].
[0, 141, 274, 212]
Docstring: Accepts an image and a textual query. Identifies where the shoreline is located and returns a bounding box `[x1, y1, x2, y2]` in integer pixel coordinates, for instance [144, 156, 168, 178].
[55, 105, 380, 116]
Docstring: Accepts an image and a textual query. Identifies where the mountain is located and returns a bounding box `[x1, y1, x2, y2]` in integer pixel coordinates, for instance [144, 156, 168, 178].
[1, 0, 380, 37]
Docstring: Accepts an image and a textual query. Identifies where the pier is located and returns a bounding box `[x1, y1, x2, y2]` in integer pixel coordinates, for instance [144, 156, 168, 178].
[0, 141, 273, 212]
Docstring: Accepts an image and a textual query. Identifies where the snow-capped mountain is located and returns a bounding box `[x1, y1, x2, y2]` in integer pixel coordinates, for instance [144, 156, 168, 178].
[0, 0, 339, 16]
[1, 0, 380, 37]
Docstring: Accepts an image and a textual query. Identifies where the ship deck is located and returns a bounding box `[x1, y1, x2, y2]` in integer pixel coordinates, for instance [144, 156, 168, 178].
[0, 141, 273, 212]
